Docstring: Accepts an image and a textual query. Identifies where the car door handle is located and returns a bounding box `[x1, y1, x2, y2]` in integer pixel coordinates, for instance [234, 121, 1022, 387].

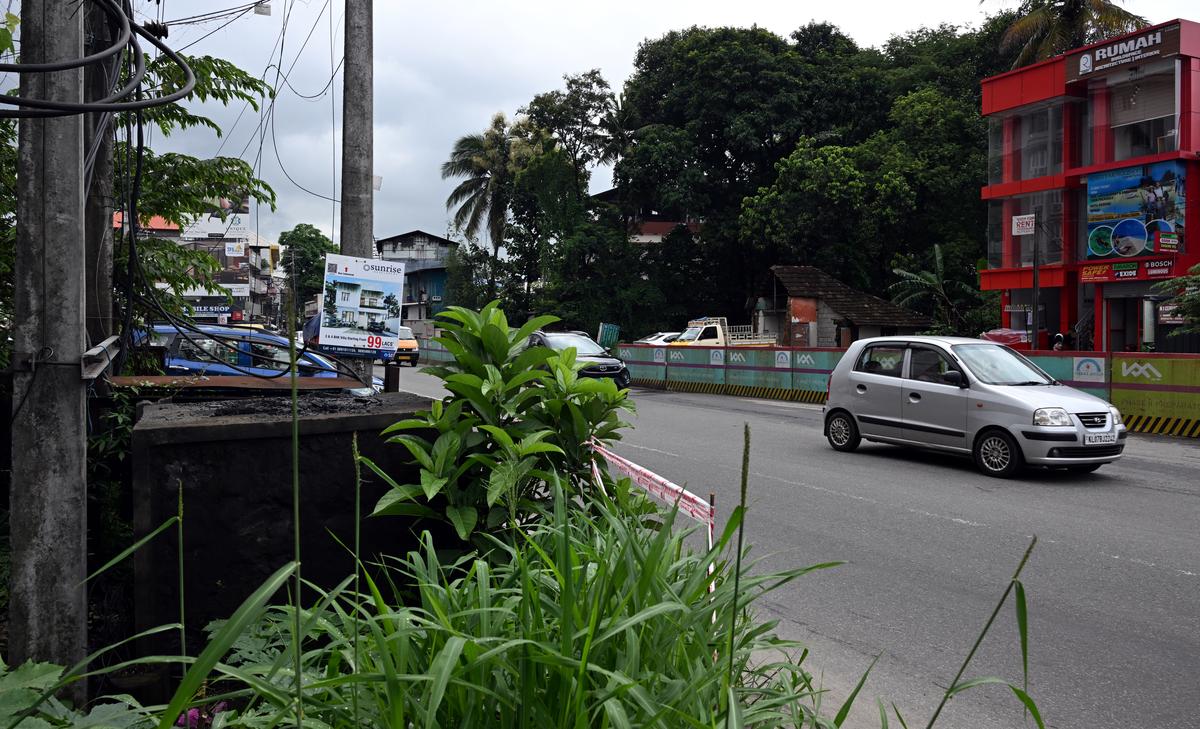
[908, 392, 922, 403]
[856, 384, 867, 393]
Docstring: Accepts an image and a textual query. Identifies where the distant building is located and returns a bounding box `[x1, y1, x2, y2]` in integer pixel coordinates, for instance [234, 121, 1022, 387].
[762, 266, 930, 347]
[979, 19, 1200, 352]
[592, 188, 702, 244]
[374, 229, 455, 321]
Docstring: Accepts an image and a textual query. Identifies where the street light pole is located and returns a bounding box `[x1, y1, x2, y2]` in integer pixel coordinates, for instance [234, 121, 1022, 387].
[1032, 221, 1041, 347]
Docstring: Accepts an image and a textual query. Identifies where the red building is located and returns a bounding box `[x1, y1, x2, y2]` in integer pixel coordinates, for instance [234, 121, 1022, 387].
[980, 19, 1200, 352]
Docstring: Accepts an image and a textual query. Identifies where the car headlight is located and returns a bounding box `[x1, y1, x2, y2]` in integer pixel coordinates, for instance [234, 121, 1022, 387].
[1033, 407, 1072, 426]
[1109, 405, 1123, 426]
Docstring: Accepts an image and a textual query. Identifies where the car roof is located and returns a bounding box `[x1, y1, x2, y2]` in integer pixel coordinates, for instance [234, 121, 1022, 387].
[854, 335, 989, 347]
[152, 323, 289, 344]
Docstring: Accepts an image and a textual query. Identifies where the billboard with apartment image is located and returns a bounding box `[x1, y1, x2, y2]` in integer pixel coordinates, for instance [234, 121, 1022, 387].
[318, 254, 406, 353]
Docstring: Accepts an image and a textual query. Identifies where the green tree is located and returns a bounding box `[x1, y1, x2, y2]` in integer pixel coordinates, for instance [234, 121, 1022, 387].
[521, 70, 615, 198]
[442, 113, 520, 293]
[279, 223, 338, 320]
[888, 244, 982, 334]
[1000, 0, 1147, 68]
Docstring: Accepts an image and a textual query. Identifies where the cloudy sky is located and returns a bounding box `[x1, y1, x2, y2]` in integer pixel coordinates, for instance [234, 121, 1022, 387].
[143, 0, 1188, 247]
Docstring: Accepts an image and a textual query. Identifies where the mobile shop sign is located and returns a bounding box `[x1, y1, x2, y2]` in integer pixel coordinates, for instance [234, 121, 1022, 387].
[318, 254, 406, 353]
[1068, 24, 1180, 81]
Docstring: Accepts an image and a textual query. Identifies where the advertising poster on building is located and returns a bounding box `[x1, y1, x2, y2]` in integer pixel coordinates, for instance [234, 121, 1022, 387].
[319, 254, 406, 354]
[181, 194, 252, 239]
[1086, 161, 1185, 260]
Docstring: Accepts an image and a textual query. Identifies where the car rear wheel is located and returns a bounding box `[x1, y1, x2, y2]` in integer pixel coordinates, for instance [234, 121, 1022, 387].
[974, 430, 1023, 478]
[826, 411, 861, 452]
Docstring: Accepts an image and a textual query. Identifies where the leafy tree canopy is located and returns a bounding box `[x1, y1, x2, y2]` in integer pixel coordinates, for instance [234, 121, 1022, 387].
[279, 224, 338, 319]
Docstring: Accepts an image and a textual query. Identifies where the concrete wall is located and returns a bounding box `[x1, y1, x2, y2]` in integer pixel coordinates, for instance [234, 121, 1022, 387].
[131, 392, 435, 657]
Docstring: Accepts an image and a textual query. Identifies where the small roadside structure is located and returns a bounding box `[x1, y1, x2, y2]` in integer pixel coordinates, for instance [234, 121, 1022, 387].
[763, 265, 930, 347]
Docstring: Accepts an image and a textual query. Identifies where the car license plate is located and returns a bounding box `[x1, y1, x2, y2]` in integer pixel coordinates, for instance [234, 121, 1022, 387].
[1084, 433, 1116, 445]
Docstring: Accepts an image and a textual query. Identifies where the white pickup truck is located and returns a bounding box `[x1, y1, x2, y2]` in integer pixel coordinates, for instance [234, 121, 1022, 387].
[670, 317, 776, 347]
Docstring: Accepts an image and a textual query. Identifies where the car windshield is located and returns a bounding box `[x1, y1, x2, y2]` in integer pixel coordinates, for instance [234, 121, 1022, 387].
[302, 350, 337, 375]
[676, 326, 702, 342]
[395, 326, 414, 339]
[542, 333, 606, 356]
[952, 343, 1053, 385]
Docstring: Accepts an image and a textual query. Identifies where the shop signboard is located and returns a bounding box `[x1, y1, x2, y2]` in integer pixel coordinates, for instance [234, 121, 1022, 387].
[1079, 261, 1140, 283]
[1158, 303, 1185, 325]
[1086, 161, 1186, 260]
[1011, 214, 1035, 236]
[318, 254, 406, 355]
[1067, 23, 1180, 82]
[181, 194, 252, 240]
[1143, 259, 1173, 278]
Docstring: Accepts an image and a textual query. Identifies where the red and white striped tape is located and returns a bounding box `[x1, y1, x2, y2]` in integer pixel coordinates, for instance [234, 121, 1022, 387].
[591, 442, 718, 595]
[591, 443, 714, 527]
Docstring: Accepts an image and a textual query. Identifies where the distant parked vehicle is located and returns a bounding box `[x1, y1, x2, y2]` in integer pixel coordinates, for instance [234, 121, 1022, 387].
[671, 317, 775, 347]
[823, 336, 1125, 478]
[366, 320, 386, 334]
[146, 324, 381, 395]
[388, 326, 420, 366]
[636, 332, 680, 345]
[527, 330, 631, 389]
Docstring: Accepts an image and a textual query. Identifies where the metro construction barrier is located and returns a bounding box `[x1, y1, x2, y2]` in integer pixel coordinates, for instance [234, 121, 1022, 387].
[418, 336, 1200, 439]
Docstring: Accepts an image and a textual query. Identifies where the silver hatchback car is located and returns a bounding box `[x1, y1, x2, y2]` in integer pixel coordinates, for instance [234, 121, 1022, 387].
[823, 336, 1126, 478]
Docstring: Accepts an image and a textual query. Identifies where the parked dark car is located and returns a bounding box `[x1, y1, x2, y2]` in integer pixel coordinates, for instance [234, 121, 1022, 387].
[366, 320, 386, 334]
[144, 324, 382, 394]
[527, 330, 631, 389]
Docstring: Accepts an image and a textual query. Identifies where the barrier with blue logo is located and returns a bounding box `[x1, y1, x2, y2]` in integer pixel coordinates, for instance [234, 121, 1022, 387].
[724, 348, 791, 397]
[617, 343, 666, 386]
[1027, 352, 1108, 400]
[664, 346, 725, 392]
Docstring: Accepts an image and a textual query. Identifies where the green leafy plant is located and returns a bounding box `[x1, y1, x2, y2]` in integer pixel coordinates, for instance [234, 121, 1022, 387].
[363, 302, 634, 543]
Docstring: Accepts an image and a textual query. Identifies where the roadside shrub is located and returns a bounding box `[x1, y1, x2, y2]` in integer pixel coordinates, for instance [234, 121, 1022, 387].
[364, 301, 634, 544]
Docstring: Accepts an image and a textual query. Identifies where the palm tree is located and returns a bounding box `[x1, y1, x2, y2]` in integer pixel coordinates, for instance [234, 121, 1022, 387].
[889, 244, 979, 334]
[442, 114, 515, 296]
[1000, 0, 1148, 68]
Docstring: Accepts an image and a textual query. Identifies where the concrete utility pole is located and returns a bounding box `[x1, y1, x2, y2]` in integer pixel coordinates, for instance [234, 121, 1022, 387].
[339, 0, 373, 257]
[10, 0, 89, 688]
[338, 0, 374, 381]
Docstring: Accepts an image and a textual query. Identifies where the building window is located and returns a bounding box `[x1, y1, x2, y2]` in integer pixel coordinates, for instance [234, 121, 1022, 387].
[987, 118, 1004, 185]
[1093, 60, 1177, 162]
[340, 290, 351, 302]
[1017, 104, 1063, 180]
[986, 191, 1064, 269]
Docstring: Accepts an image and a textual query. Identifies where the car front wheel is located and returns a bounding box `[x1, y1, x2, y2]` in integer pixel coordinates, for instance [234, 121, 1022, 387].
[974, 430, 1023, 478]
[826, 411, 861, 452]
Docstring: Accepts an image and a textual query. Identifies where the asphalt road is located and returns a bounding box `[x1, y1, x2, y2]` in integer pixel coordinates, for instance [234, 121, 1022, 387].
[382, 366, 1200, 729]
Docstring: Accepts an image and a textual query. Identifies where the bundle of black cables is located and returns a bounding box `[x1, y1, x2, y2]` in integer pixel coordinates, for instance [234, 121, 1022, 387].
[3, 0, 372, 388]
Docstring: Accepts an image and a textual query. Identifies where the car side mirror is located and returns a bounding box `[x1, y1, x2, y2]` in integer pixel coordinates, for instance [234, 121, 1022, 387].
[943, 370, 966, 388]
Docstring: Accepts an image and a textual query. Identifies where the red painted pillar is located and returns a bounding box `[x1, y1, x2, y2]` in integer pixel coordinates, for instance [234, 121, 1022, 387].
[1002, 198, 1019, 268]
[1094, 285, 1105, 352]
[1001, 290, 1012, 329]
[1003, 116, 1021, 182]
[1091, 83, 1113, 164]
[1180, 58, 1199, 153]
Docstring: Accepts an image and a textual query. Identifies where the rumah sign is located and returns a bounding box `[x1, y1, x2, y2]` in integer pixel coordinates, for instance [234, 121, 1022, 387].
[1067, 24, 1180, 82]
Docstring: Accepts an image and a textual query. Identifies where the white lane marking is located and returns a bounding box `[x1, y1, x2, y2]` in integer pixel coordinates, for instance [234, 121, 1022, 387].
[624, 442, 1198, 579]
[744, 399, 823, 411]
[620, 442, 686, 459]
